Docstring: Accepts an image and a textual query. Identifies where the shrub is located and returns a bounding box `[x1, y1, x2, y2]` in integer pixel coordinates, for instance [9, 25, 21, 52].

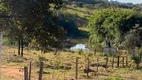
[132, 55, 141, 69]
[77, 49, 83, 55]
[38, 55, 46, 62]
[99, 52, 104, 56]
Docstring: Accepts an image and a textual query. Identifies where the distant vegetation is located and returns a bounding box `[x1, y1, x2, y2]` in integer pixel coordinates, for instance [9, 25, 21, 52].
[88, 8, 142, 49]
[1, 0, 142, 55]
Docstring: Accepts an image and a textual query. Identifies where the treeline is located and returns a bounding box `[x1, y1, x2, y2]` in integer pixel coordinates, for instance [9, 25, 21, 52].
[64, 0, 141, 9]
[88, 8, 142, 58]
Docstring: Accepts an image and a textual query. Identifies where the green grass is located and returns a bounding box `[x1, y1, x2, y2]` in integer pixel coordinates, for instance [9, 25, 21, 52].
[62, 5, 93, 20]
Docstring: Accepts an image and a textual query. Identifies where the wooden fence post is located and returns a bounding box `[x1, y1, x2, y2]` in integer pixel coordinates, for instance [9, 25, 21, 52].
[86, 57, 90, 77]
[94, 49, 96, 55]
[51, 70, 54, 80]
[29, 61, 32, 80]
[112, 55, 115, 68]
[24, 66, 28, 80]
[122, 57, 125, 67]
[75, 57, 78, 80]
[105, 56, 108, 69]
[126, 56, 128, 66]
[117, 55, 120, 67]
[96, 58, 99, 72]
[39, 62, 44, 80]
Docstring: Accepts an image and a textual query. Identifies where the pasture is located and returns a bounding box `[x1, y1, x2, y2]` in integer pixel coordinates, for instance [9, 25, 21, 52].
[1, 46, 142, 80]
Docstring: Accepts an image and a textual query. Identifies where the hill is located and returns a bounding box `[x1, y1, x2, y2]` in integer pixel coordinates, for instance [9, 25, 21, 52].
[57, 0, 138, 39]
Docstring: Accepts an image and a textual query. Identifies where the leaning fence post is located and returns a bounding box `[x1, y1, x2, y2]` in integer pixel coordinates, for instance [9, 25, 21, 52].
[29, 61, 32, 80]
[24, 66, 28, 80]
[75, 57, 78, 80]
[39, 62, 44, 80]
[117, 55, 120, 67]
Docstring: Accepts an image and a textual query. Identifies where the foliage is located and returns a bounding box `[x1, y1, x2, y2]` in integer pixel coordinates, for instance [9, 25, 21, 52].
[1, 0, 65, 54]
[132, 56, 141, 65]
[76, 49, 83, 55]
[88, 8, 142, 48]
[132, 55, 141, 69]
[57, 13, 79, 37]
[138, 48, 142, 56]
[2, 37, 17, 46]
[38, 55, 47, 62]
[122, 28, 142, 50]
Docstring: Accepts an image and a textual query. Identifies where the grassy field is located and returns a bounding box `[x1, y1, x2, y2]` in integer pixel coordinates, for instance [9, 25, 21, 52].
[63, 5, 93, 19]
[1, 46, 142, 80]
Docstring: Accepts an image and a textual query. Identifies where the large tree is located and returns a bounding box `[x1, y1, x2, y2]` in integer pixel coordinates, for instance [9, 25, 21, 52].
[1, 0, 65, 56]
[88, 8, 142, 48]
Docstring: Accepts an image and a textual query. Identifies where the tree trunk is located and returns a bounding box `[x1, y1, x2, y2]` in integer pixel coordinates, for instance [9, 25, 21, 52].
[21, 38, 24, 57]
[18, 38, 21, 55]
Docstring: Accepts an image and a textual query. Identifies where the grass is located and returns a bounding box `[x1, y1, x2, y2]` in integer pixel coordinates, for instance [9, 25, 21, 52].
[1, 46, 142, 80]
[61, 5, 93, 20]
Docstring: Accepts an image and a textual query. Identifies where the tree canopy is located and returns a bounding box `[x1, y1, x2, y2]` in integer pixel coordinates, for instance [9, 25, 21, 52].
[0, 0, 65, 56]
[88, 8, 142, 47]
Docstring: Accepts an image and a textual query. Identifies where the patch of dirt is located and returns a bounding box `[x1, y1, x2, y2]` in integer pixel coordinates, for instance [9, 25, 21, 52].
[1, 66, 24, 80]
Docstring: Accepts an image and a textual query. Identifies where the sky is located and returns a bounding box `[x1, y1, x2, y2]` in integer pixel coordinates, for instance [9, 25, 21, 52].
[111, 0, 142, 4]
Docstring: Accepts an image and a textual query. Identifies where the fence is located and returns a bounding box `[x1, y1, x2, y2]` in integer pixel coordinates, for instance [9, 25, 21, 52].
[23, 53, 131, 80]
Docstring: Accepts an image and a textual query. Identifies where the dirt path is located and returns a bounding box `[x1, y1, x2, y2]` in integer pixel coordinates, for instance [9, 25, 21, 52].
[1, 66, 24, 80]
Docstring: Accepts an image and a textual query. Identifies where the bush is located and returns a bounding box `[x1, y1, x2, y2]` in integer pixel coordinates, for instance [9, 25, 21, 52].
[138, 48, 142, 57]
[38, 55, 47, 62]
[99, 52, 104, 56]
[132, 56, 141, 64]
[76, 49, 83, 55]
[132, 55, 141, 69]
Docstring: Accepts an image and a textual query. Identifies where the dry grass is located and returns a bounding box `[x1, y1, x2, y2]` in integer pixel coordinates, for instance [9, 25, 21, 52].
[1, 46, 142, 80]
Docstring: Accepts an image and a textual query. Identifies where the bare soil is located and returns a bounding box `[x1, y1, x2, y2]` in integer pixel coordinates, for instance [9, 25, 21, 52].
[2, 66, 24, 80]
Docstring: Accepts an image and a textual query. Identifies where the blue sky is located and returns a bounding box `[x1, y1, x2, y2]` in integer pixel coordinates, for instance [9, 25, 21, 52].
[111, 0, 142, 4]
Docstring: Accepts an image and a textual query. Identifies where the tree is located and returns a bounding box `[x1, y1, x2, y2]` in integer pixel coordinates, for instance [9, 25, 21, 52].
[1, 0, 64, 56]
[88, 8, 142, 48]
[57, 13, 79, 37]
